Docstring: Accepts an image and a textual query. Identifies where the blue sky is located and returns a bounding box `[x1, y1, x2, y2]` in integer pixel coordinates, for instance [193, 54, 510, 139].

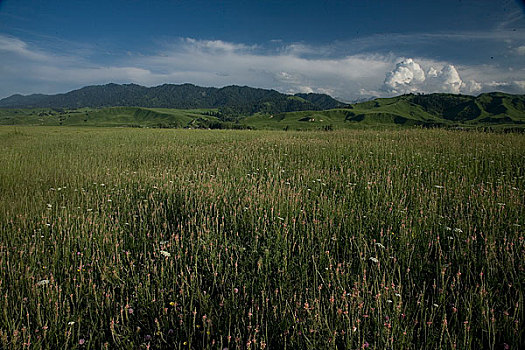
[0, 0, 524, 101]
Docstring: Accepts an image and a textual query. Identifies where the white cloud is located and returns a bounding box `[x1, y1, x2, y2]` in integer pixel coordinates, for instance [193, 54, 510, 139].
[383, 59, 488, 95]
[0, 35, 397, 101]
[384, 58, 426, 93]
[514, 80, 525, 90]
[462, 80, 482, 94]
[427, 64, 463, 94]
[0, 35, 53, 62]
[0, 34, 524, 101]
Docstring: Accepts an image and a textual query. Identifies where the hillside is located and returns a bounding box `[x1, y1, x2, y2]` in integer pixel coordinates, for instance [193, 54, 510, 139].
[0, 89, 523, 130]
[0, 107, 250, 129]
[0, 83, 345, 115]
[243, 92, 525, 130]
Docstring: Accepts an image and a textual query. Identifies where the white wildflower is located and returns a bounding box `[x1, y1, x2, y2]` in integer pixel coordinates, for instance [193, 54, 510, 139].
[159, 250, 171, 257]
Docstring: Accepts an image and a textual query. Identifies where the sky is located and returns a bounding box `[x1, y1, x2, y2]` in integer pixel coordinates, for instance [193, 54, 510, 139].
[0, 0, 524, 102]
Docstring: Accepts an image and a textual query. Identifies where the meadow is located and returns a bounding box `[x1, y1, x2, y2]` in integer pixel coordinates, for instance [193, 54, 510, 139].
[0, 126, 523, 349]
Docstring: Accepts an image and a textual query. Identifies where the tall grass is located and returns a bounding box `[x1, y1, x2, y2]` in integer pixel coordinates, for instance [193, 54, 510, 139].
[0, 126, 523, 349]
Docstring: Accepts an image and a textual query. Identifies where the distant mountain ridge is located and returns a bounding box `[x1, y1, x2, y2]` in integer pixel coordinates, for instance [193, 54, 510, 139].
[0, 84, 523, 131]
[0, 83, 346, 113]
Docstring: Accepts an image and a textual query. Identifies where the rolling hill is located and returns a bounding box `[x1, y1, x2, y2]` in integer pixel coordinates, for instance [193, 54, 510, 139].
[0, 84, 523, 130]
[243, 92, 525, 130]
[0, 107, 248, 129]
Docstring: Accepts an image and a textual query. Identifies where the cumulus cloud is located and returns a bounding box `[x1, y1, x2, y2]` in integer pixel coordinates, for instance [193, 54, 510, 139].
[462, 80, 483, 94]
[384, 59, 426, 93]
[383, 58, 484, 95]
[426, 64, 463, 93]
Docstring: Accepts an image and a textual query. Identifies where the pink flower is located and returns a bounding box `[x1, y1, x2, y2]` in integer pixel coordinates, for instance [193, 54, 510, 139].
[79, 339, 85, 345]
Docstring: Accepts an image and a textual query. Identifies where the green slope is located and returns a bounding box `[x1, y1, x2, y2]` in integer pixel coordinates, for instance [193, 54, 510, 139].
[1, 93, 524, 130]
[0, 107, 229, 128]
[241, 93, 525, 130]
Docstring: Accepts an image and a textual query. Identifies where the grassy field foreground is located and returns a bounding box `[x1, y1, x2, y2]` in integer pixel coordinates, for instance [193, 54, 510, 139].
[0, 127, 524, 349]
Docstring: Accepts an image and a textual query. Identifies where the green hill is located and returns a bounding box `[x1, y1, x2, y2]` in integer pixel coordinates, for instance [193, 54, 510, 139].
[240, 93, 525, 130]
[0, 83, 344, 115]
[0, 107, 248, 129]
[0, 91, 523, 130]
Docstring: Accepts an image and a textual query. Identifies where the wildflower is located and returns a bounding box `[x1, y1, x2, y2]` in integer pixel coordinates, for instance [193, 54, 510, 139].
[160, 250, 171, 257]
[375, 242, 385, 249]
[37, 279, 50, 286]
[128, 308, 134, 314]
[434, 185, 445, 189]
[68, 321, 75, 325]
[79, 339, 85, 345]
[369, 257, 379, 263]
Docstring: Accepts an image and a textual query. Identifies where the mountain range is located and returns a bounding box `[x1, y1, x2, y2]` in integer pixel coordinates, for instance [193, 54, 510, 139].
[0, 84, 524, 130]
[0, 83, 345, 113]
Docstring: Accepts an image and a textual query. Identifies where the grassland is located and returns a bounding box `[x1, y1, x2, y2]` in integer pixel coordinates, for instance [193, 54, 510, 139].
[0, 108, 222, 129]
[0, 126, 524, 349]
